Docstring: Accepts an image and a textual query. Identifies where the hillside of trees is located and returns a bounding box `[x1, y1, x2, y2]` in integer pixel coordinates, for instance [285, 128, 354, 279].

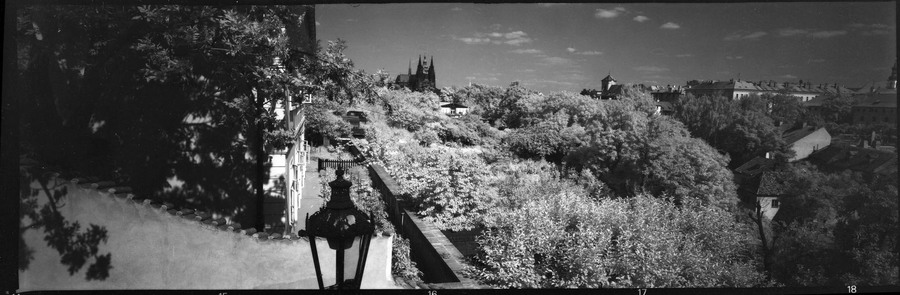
[319, 81, 897, 287]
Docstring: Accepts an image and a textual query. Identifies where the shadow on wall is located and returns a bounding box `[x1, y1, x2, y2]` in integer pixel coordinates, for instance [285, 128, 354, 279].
[19, 167, 112, 281]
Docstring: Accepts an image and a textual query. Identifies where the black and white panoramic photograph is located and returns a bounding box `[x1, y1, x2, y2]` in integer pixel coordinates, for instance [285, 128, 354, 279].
[5, 1, 898, 293]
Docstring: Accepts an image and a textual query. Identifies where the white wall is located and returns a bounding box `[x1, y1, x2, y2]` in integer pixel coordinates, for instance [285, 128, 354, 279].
[19, 176, 396, 291]
[789, 128, 831, 162]
[757, 196, 780, 220]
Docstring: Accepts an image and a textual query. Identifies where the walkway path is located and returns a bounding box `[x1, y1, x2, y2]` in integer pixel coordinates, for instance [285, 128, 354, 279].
[296, 153, 325, 231]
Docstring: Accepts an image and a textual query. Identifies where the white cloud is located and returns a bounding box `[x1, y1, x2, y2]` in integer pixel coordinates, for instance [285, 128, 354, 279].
[675, 54, 694, 58]
[529, 79, 576, 86]
[542, 56, 572, 65]
[595, 7, 626, 19]
[726, 55, 744, 60]
[451, 7, 463, 11]
[523, 69, 536, 73]
[777, 27, 808, 37]
[566, 47, 602, 55]
[456, 30, 533, 46]
[633, 15, 649, 22]
[453, 36, 491, 45]
[807, 58, 825, 63]
[509, 48, 543, 54]
[634, 66, 669, 73]
[724, 31, 767, 41]
[779, 74, 798, 79]
[660, 22, 681, 29]
[810, 30, 847, 38]
[315, 21, 321, 26]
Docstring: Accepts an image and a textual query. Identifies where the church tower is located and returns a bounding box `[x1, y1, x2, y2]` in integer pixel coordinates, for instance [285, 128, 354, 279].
[414, 55, 424, 91]
[601, 73, 617, 99]
[428, 56, 436, 88]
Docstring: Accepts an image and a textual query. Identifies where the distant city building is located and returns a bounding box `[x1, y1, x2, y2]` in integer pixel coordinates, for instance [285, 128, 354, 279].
[393, 55, 437, 92]
[600, 74, 623, 99]
[684, 79, 851, 101]
[852, 93, 897, 124]
[440, 102, 469, 117]
[650, 85, 683, 115]
[580, 74, 629, 100]
[851, 60, 898, 95]
[850, 61, 897, 124]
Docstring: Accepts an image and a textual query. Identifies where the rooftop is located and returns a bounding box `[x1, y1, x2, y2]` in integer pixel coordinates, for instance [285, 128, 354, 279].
[756, 171, 793, 196]
[734, 156, 778, 178]
[782, 126, 824, 145]
[807, 144, 898, 175]
[853, 93, 898, 108]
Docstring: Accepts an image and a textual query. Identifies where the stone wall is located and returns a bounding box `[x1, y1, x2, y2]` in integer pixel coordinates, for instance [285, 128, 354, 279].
[18, 173, 396, 291]
[367, 164, 481, 288]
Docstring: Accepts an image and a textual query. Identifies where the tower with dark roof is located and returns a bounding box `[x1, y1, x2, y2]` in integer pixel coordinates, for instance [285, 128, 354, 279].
[600, 73, 618, 99]
[427, 56, 436, 88]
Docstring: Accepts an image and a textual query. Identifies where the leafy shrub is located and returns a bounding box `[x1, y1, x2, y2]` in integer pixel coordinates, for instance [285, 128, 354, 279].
[469, 186, 767, 288]
[392, 235, 424, 284]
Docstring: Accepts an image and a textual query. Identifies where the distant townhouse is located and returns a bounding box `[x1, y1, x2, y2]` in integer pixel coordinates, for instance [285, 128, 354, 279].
[852, 93, 897, 124]
[850, 61, 897, 124]
[440, 102, 469, 117]
[851, 60, 897, 95]
[684, 79, 853, 101]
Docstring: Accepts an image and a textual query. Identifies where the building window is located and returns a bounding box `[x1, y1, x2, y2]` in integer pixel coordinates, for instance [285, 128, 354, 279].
[771, 200, 780, 208]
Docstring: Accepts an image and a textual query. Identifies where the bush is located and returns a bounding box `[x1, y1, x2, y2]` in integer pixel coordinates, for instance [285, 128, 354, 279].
[469, 189, 767, 288]
[392, 235, 424, 284]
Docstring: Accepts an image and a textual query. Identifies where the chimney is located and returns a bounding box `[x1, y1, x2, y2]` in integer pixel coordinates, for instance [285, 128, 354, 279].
[870, 131, 877, 148]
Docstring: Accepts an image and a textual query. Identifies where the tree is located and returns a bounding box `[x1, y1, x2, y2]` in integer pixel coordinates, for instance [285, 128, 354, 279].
[469, 180, 767, 288]
[17, 5, 370, 233]
[672, 93, 793, 166]
[765, 93, 807, 128]
[769, 162, 898, 286]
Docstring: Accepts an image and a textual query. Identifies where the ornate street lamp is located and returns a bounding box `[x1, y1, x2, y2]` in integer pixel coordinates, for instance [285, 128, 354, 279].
[302, 168, 375, 289]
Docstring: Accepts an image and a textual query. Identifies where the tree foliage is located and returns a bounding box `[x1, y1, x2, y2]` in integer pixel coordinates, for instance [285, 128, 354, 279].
[672, 93, 794, 166]
[469, 175, 766, 288]
[770, 163, 898, 286]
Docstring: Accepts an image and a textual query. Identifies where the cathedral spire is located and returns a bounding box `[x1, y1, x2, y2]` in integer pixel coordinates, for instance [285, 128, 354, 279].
[428, 56, 436, 88]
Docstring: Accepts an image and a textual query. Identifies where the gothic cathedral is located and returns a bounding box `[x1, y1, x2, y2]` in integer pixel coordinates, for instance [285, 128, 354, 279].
[393, 55, 437, 92]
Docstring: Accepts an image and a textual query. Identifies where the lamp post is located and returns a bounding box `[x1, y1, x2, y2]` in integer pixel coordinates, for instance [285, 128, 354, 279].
[302, 168, 375, 289]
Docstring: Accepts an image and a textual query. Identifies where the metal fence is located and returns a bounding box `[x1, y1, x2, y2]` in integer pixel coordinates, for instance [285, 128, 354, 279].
[317, 158, 362, 172]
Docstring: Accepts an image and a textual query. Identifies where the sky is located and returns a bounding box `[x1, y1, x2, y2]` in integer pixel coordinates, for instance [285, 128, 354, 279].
[316, 2, 897, 94]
